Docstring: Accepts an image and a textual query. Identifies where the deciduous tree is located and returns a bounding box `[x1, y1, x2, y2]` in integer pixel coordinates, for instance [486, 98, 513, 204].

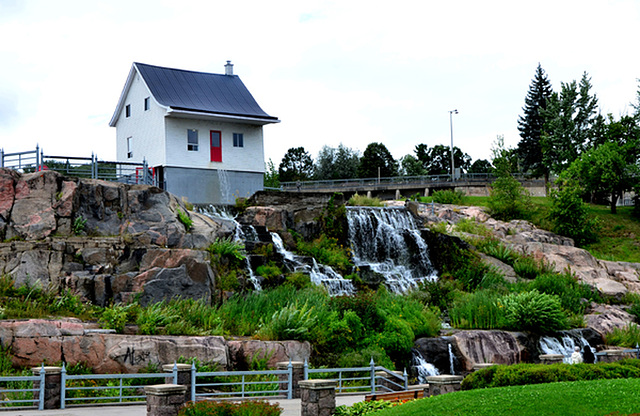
[278, 147, 314, 182]
[357, 142, 398, 178]
[314, 144, 360, 180]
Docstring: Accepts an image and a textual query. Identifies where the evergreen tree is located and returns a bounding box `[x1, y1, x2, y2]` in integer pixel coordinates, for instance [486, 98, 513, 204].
[517, 64, 553, 182]
[357, 142, 398, 178]
[541, 80, 580, 174]
[632, 79, 640, 119]
[575, 72, 599, 151]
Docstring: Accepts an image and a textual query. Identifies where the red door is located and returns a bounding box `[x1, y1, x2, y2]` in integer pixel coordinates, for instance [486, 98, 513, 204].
[210, 131, 222, 162]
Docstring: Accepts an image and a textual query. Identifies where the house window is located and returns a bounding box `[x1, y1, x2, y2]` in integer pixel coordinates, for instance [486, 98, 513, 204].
[126, 137, 133, 158]
[125, 104, 131, 118]
[187, 129, 199, 151]
[233, 133, 244, 148]
[144, 97, 150, 111]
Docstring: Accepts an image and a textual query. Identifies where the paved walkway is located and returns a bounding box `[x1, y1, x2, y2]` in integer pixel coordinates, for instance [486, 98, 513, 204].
[4, 395, 366, 416]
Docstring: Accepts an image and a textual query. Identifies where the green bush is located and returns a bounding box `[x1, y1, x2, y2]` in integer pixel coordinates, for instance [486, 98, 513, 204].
[178, 400, 282, 416]
[461, 361, 640, 390]
[335, 400, 394, 416]
[295, 235, 352, 274]
[454, 218, 492, 237]
[432, 189, 466, 204]
[98, 303, 136, 333]
[530, 272, 599, 315]
[487, 175, 532, 221]
[549, 177, 600, 246]
[476, 239, 518, 266]
[208, 237, 246, 263]
[499, 290, 568, 333]
[512, 255, 548, 280]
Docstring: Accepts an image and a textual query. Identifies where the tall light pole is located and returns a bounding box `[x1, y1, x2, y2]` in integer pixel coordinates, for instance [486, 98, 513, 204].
[449, 109, 458, 182]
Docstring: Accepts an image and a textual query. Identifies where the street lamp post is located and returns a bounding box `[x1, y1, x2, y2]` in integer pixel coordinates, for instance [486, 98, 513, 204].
[449, 109, 458, 182]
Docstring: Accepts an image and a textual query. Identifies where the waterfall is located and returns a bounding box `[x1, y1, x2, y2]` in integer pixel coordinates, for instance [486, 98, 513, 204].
[346, 207, 437, 293]
[448, 344, 456, 375]
[218, 169, 232, 204]
[412, 351, 440, 384]
[197, 205, 261, 290]
[539, 334, 597, 364]
[271, 233, 355, 296]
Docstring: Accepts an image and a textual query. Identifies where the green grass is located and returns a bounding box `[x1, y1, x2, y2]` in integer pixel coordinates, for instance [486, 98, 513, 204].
[378, 378, 640, 416]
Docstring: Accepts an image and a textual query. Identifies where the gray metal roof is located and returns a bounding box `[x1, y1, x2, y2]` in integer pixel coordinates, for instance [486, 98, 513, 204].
[135, 62, 278, 122]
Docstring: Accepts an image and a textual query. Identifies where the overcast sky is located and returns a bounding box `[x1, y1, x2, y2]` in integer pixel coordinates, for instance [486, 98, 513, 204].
[1, 0, 638, 170]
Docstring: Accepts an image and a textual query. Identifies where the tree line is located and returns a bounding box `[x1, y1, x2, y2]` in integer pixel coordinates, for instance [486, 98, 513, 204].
[267, 64, 640, 221]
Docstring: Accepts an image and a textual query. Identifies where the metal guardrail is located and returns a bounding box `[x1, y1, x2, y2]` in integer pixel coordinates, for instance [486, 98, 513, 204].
[192, 366, 291, 402]
[279, 173, 536, 192]
[61, 365, 167, 409]
[0, 146, 155, 186]
[304, 359, 407, 394]
[0, 365, 45, 410]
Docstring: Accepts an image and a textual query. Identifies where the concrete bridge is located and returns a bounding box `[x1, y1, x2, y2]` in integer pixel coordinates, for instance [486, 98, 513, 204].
[280, 174, 548, 200]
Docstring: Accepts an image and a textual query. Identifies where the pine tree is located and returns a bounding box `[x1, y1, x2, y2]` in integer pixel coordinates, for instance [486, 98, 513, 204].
[517, 64, 553, 182]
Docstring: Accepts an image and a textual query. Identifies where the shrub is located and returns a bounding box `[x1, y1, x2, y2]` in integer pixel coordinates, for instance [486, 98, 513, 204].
[99, 303, 135, 333]
[432, 189, 466, 205]
[549, 177, 600, 246]
[178, 400, 281, 416]
[256, 263, 282, 279]
[530, 272, 599, 315]
[72, 216, 87, 235]
[335, 400, 394, 416]
[296, 235, 352, 274]
[461, 361, 640, 390]
[512, 255, 546, 280]
[284, 272, 312, 289]
[499, 290, 568, 333]
[487, 175, 533, 221]
[476, 239, 518, 266]
[347, 194, 384, 207]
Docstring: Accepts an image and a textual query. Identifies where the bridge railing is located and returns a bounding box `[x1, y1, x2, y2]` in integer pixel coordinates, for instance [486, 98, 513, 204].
[280, 173, 535, 191]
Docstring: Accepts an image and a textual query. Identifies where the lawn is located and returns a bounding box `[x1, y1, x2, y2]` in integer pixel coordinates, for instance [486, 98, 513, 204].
[377, 378, 640, 416]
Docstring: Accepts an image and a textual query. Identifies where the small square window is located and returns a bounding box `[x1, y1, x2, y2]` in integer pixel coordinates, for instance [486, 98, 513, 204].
[125, 104, 131, 118]
[144, 97, 150, 111]
[233, 133, 244, 148]
[188, 129, 199, 151]
[126, 137, 133, 158]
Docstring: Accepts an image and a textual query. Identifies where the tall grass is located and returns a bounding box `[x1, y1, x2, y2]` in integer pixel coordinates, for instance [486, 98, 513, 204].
[450, 290, 504, 330]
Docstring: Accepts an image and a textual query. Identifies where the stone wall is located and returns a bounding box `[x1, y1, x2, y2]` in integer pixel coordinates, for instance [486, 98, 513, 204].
[0, 319, 311, 373]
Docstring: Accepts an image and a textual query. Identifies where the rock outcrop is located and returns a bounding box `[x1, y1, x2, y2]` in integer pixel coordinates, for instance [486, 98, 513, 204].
[0, 319, 311, 372]
[0, 169, 229, 304]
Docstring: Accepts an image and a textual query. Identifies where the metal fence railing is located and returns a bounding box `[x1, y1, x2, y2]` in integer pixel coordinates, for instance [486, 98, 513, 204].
[191, 366, 292, 402]
[304, 359, 407, 394]
[0, 365, 46, 410]
[0, 146, 155, 186]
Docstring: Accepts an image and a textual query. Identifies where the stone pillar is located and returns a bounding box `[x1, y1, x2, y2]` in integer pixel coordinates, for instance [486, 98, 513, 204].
[426, 375, 463, 397]
[276, 361, 304, 398]
[375, 371, 404, 391]
[299, 379, 336, 416]
[145, 384, 187, 416]
[31, 366, 62, 409]
[163, 363, 193, 402]
[539, 354, 564, 365]
[395, 190, 401, 200]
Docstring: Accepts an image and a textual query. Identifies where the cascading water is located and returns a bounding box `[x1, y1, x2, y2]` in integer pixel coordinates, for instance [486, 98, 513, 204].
[271, 233, 355, 296]
[448, 344, 457, 374]
[346, 207, 437, 293]
[412, 351, 440, 384]
[197, 205, 261, 290]
[539, 334, 597, 364]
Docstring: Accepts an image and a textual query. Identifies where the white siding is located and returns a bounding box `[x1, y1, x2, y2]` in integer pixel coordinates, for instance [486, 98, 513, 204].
[114, 72, 166, 166]
[164, 118, 265, 173]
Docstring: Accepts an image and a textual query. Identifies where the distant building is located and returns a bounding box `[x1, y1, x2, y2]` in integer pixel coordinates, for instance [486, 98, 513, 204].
[110, 61, 279, 204]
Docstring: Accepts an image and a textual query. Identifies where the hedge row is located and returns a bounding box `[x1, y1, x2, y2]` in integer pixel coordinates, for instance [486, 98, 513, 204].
[461, 359, 640, 390]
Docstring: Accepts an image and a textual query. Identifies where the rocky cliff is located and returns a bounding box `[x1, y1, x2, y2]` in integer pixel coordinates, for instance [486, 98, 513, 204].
[0, 168, 232, 305]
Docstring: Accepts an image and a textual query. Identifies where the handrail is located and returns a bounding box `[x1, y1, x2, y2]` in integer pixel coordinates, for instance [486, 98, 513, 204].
[0, 364, 45, 410]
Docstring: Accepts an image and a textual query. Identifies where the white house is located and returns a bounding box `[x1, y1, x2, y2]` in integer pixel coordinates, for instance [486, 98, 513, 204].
[109, 61, 279, 204]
